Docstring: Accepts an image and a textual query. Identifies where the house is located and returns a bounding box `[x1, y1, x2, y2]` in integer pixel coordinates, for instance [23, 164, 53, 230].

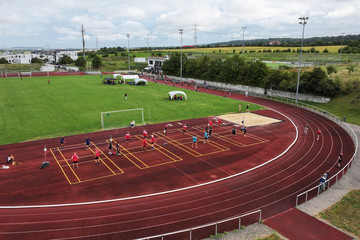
[0, 50, 78, 64]
[147, 56, 169, 73]
[269, 41, 281, 46]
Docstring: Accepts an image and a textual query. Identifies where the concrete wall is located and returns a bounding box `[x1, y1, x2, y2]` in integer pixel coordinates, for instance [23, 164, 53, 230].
[166, 76, 330, 103]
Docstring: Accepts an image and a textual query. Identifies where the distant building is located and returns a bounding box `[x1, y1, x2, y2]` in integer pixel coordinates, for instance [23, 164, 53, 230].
[269, 41, 281, 46]
[0, 50, 78, 64]
[134, 57, 146, 63]
[147, 56, 169, 73]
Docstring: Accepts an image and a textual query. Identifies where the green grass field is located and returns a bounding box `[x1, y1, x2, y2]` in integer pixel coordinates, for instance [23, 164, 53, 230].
[319, 190, 360, 238]
[0, 75, 262, 145]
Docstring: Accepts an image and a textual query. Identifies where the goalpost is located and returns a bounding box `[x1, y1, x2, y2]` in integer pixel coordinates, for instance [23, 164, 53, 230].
[101, 108, 145, 129]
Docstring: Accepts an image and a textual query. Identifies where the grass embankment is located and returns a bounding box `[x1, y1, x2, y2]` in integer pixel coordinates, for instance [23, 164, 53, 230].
[319, 190, 360, 238]
[0, 75, 262, 145]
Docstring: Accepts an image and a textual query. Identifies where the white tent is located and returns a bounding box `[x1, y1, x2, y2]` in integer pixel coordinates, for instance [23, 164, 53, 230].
[121, 74, 139, 80]
[113, 74, 122, 78]
[168, 91, 187, 100]
[134, 78, 148, 85]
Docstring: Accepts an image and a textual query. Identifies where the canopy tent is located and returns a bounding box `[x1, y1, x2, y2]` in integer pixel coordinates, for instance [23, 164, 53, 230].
[113, 74, 122, 78]
[168, 91, 187, 100]
[134, 78, 148, 85]
[122, 74, 139, 80]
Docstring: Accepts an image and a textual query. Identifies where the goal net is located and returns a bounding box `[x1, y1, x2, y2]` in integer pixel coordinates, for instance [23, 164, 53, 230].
[101, 108, 144, 129]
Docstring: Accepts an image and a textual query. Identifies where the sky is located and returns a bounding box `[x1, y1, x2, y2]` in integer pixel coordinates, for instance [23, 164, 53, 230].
[0, 0, 359, 49]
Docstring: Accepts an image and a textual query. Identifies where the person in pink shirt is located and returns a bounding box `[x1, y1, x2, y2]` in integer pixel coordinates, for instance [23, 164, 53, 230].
[150, 135, 156, 149]
[183, 124, 187, 135]
[125, 132, 130, 144]
[71, 152, 79, 169]
[142, 138, 147, 151]
[94, 149, 100, 165]
[143, 129, 148, 138]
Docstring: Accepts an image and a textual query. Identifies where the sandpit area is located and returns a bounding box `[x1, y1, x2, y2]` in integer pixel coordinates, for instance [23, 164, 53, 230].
[216, 112, 282, 127]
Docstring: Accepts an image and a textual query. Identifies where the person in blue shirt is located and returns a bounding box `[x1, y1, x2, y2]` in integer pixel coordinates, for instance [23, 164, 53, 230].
[204, 131, 209, 143]
[85, 137, 90, 150]
[192, 136, 197, 148]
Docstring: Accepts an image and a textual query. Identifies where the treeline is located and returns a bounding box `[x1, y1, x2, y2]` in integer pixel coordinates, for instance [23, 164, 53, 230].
[162, 53, 341, 97]
[213, 34, 360, 48]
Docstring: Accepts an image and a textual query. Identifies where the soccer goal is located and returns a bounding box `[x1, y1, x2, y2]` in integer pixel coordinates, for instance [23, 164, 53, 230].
[101, 108, 145, 129]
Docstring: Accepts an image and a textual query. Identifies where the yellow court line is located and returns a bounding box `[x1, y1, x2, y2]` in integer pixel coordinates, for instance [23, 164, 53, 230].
[101, 140, 126, 173]
[191, 126, 246, 147]
[246, 133, 269, 142]
[133, 135, 183, 168]
[57, 148, 81, 183]
[90, 144, 117, 175]
[182, 128, 230, 152]
[50, 149, 72, 185]
[153, 143, 183, 161]
[153, 132, 201, 157]
[113, 139, 148, 169]
[71, 172, 123, 184]
[208, 132, 246, 147]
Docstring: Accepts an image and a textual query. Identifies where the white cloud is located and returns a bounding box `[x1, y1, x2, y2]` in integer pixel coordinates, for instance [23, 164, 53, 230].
[1, 0, 359, 48]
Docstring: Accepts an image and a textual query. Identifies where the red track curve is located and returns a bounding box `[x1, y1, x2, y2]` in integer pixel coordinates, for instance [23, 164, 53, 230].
[0, 81, 355, 240]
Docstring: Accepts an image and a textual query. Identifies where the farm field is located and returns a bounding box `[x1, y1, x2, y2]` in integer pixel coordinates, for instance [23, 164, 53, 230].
[0, 75, 263, 145]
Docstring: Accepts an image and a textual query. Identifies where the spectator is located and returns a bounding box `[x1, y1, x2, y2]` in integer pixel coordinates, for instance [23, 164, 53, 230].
[319, 174, 326, 193]
[7, 154, 14, 164]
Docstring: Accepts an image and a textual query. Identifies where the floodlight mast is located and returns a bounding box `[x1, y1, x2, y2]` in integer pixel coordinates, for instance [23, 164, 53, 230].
[179, 29, 183, 81]
[81, 24, 86, 60]
[241, 26, 247, 56]
[127, 34, 130, 73]
[295, 17, 308, 103]
[340, 32, 345, 63]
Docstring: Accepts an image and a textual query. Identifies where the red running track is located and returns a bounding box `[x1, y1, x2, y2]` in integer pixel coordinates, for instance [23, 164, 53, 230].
[0, 80, 355, 240]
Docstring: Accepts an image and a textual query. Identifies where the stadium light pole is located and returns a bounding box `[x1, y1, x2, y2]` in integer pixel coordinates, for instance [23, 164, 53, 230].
[340, 32, 345, 63]
[179, 29, 183, 81]
[295, 17, 308, 103]
[241, 26, 246, 56]
[127, 34, 130, 73]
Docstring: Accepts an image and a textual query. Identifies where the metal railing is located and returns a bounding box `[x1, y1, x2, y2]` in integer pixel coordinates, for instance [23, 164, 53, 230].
[253, 95, 358, 207]
[137, 209, 262, 240]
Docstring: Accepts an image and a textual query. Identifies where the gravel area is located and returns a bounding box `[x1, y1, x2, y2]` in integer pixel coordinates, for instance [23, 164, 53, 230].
[203, 123, 359, 240]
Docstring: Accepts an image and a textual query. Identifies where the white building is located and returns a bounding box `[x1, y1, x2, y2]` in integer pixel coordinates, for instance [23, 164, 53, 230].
[147, 56, 169, 73]
[0, 50, 78, 64]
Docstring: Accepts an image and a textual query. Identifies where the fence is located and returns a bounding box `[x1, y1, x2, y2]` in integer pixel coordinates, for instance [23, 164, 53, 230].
[253, 95, 358, 207]
[137, 209, 262, 240]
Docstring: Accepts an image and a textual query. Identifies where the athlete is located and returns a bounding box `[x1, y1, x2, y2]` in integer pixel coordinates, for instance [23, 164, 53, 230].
[60, 137, 65, 149]
[125, 132, 130, 144]
[94, 149, 100, 165]
[204, 131, 209, 143]
[142, 138, 147, 151]
[192, 136, 197, 148]
[243, 126, 247, 138]
[150, 135, 156, 149]
[317, 129, 322, 140]
[183, 124, 187, 135]
[231, 127, 237, 138]
[143, 129, 148, 138]
[85, 137, 90, 150]
[71, 152, 79, 169]
[164, 124, 169, 134]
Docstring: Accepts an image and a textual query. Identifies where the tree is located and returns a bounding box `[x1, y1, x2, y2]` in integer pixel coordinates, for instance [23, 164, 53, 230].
[58, 55, 74, 65]
[326, 65, 337, 77]
[162, 52, 181, 76]
[31, 57, 43, 63]
[346, 64, 356, 75]
[92, 55, 102, 69]
[75, 57, 86, 70]
[0, 58, 9, 64]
